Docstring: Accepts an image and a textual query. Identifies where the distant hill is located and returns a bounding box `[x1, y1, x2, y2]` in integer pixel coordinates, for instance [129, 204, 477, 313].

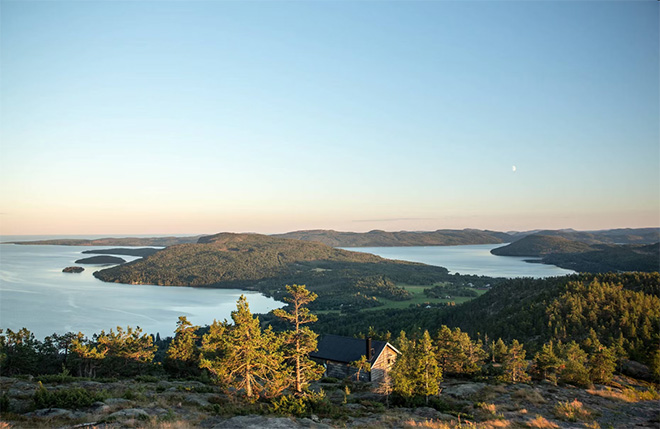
[7, 236, 202, 247]
[531, 227, 660, 245]
[491, 231, 660, 273]
[543, 243, 660, 273]
[94, 233, 460, 311]
[491, 234, 594, 257]
[272, 229, 513, 247]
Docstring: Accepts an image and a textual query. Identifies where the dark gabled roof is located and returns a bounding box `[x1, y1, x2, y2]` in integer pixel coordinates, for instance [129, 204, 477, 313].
[310, 334, 397, 365]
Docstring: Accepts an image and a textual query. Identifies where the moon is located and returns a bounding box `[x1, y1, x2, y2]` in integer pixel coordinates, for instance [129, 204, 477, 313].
[512, 165, 517, 172]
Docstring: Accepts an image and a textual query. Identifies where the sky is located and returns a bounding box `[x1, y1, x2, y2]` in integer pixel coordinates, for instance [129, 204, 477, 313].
[1, 0, 658, 235]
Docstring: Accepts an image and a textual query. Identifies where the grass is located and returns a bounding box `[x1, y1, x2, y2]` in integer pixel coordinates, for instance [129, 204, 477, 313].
[363, 284, 486, 311]
[526, 415, 558, 428]
[512, 388, 547, 405]
[587, 386, 659, 403]
[553, 399, 593, 422]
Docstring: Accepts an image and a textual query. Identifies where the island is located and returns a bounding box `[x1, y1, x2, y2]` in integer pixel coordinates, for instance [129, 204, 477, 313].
[81, 248, 161, 257]
[75, 256, 126, 265]
[93, 233, 498, 311]
[491, 234, 660, 273]
[5, 236, 201, 246]
[62, 266, 84, 273]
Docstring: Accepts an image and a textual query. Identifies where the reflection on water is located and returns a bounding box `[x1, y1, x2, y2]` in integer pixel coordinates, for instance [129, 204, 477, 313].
[0, 243, 283, 339]
[343, 244, 575, 278]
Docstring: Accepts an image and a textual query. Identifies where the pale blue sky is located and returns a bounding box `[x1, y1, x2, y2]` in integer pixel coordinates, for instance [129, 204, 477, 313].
[1, 0, 658, 235]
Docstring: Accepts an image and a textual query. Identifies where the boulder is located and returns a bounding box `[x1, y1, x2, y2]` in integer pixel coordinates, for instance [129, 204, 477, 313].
[442, 382, 487, 399]
[63, 266, 84, 273]
[28, 408, 76, 419]
[621, 360, 653, 380]
[211, 416, 302, 428]
[108, 408, 150, 420]
[414, 407, 454, 420]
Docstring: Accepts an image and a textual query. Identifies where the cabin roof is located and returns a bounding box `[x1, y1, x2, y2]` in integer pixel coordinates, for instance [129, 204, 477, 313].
[310, 334, 398, 365]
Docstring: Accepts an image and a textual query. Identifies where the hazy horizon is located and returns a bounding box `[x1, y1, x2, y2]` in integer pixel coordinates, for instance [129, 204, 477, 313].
[2, 1, 658, 235]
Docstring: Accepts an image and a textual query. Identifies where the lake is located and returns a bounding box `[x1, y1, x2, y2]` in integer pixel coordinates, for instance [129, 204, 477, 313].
[0, 239, 574, 340]
[342, 244, 575, 278]
[0, 242, 283, 340]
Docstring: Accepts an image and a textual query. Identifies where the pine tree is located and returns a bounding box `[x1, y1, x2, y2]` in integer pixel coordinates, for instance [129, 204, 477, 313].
[492, 338, 508, 364]
[584, 335, 616, 384]
[533, 341, 563, 384]
[200, 295, 286, 400]
[502, 340, 530, 383]
[434, 325, 453, 373]
[350, 355, 372, 381]
[558, 341, 590, 387]
[272, 284, 323, 394]
[70, 333, 107, 378]
[165, 316, 201, 377]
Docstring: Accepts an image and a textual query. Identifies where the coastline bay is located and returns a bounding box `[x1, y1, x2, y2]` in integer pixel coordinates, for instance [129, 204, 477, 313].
[0, 243, 283, 339]
[343, 244, 576, 278]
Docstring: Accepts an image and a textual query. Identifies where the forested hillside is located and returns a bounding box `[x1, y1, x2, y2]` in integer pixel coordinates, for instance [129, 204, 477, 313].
[490, 235, 594, 256]
[272, 229, 513, 247]
[313, 272, 660, 370]
[94, 233, 467, 311]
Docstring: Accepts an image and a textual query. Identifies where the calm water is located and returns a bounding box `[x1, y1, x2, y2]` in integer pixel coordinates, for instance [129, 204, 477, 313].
[343, 244, 575, 278]
[0, 243, 283, 339]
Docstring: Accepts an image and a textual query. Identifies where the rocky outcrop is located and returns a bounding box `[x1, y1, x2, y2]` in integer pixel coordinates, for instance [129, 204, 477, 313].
[1, 376, 659, 428]
[62, 266, 84, 273]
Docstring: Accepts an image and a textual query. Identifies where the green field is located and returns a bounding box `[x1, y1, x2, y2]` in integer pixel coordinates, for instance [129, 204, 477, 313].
[315, 283, 488, 315]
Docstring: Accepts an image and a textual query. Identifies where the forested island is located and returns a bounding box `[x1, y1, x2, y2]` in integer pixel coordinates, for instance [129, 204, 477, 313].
[74, 256, 126, 265]
[491, 235, 660, 273]
[81, 248, 161, 257]
[93, 233, 496, 311]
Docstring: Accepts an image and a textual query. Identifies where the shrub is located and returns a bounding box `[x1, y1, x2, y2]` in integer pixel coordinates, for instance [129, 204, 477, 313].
[0, 393, 10, 413]
[135, 375, 160, 383]
[270, 395, 308, 417]
[33, 382, 108, 410]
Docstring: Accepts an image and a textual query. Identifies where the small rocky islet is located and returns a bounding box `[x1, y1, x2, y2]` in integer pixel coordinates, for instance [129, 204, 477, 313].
[62, 266, 85, 273]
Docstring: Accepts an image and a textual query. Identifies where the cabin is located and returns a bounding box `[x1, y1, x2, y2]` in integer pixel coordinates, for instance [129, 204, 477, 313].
[310, 335, 399, 383]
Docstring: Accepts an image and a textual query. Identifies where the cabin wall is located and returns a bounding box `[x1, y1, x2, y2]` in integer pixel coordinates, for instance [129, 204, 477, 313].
[312, 344, 398, 383]
[371, 346, 397, 383]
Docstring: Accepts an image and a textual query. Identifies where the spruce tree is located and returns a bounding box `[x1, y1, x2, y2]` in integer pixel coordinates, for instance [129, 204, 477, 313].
[391, 331, 417, 398]
[418, 330, 441, 404]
